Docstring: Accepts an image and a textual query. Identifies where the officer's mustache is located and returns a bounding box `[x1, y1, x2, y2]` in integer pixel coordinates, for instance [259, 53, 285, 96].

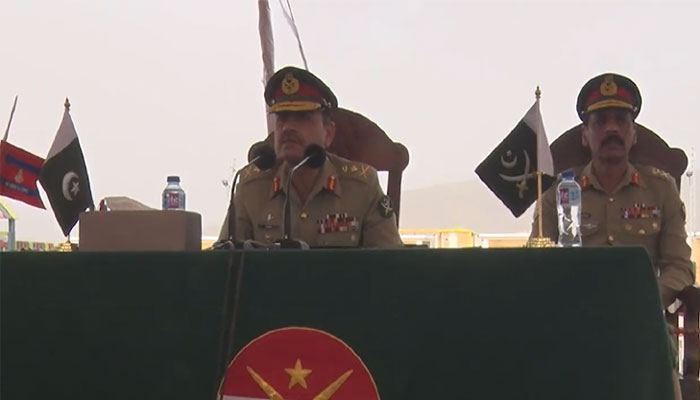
[601, 135, 624, 147]
[280, 130, 303, 144]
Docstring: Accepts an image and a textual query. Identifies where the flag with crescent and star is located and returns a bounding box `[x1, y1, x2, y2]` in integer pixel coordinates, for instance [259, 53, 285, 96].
[39, 100, 94, 236]
[475, 97, 554, 217]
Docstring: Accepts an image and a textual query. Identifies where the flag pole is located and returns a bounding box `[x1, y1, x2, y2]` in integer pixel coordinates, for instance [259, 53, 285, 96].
[537, 170, 543, 237]
[258, 0, 275, 134]
[3, 95, 18, 141]
[59, 233, 74, 252]
[527, 86, 554, 248]
[535, 86, 544, 238]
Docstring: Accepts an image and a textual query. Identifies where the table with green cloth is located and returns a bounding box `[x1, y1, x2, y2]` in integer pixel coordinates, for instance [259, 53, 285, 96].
[0, 247, 673, 399]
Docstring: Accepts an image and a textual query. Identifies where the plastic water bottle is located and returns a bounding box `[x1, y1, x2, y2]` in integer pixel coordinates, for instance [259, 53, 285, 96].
[556, 170, 582, 247]
[162, 176, 186, 210]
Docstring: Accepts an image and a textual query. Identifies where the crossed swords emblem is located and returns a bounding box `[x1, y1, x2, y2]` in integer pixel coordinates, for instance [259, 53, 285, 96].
[246, 365, 354, 400]
[498, 150, 534, 199]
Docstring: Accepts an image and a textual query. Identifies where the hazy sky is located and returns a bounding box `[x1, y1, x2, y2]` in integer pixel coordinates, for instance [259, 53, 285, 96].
[2, 0, 699, 241]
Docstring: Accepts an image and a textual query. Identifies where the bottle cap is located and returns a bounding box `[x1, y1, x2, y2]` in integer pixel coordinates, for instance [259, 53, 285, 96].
[167, 176, 180, 183]
[561, 170, 575, 180]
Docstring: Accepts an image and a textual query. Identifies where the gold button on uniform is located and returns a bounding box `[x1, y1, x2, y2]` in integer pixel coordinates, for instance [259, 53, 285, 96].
[608, 235, 615, 243]
[300, 212, 308, 220]
[609, 197, 614, 203]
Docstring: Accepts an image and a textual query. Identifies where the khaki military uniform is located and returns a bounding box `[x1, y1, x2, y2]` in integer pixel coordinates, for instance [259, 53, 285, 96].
[218, 153, 403, 248]
[531, 162, 695, 306]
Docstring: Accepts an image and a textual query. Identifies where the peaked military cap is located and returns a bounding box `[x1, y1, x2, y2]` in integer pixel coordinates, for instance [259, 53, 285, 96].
[264, 66, 338, 112]
[576, 73, 642, 121]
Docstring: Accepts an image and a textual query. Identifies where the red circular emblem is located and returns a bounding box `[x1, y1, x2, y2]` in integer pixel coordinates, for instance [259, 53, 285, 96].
[219, 327, 380, 400]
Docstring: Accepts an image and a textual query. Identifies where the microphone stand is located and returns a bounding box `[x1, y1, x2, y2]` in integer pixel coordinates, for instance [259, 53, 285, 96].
[278, 145, 326, 249]
[212, 145, 275, 251]
[225, 156, 260, 243]
[278, 157, 312, 249]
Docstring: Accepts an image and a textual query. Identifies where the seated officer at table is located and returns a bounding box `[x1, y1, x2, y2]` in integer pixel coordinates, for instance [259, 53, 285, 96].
[218, 66, 403, 248]
[530, 73, 695, 308]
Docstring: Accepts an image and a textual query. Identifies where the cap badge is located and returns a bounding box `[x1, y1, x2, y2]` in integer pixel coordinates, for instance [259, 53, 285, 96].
[600, 75, 618, 96]
[281, 73, 300, 95]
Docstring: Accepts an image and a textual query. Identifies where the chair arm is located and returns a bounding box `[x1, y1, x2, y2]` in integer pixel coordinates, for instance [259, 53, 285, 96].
[677, 285, 699, 383]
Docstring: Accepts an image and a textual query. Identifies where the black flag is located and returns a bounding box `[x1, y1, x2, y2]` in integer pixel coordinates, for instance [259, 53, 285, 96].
[39, 100, 94, 236]
[475, 99, 554, 217]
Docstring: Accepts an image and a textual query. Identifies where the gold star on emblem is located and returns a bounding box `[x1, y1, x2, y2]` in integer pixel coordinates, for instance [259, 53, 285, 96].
[285, 359, 312, 389]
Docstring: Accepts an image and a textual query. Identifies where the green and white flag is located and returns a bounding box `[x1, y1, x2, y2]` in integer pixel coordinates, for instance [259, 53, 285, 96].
[39, 100, 94, 236]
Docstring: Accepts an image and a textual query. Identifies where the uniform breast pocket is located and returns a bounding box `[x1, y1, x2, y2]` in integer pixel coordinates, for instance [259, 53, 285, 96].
[620, 219, 661, 244]
[580, 221, 599, 237]
[253, 225, 283, 244]
[317, 231, 361, 248]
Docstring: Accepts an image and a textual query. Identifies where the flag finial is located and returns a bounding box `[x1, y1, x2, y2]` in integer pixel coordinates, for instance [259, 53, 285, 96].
[64, 98, 70, 111]
[535, 86, 541, 100]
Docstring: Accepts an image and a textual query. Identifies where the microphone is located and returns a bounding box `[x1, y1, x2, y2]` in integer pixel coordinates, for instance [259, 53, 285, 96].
[279, 144, 326, 249]
[225, 143, 276, 243]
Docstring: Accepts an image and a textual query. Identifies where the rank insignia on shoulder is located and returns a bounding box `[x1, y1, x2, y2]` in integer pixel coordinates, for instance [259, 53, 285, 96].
[650, 167, 672, 180]
[377, 195, 394, 218]
[342, 163, 371, 180]
[241, 164, 261, 180]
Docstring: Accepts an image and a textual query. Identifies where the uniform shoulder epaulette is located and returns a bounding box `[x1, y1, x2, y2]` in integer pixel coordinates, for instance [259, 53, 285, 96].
[238, 164, 275, 184]
[640, 165, 674, 182]
[329, 154, 376, 183]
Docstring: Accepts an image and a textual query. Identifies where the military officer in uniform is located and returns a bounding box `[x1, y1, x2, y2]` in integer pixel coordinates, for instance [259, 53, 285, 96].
[531, 73, 694, 400]
[218, 66, 403, 248]
[531, 72, 694, 307]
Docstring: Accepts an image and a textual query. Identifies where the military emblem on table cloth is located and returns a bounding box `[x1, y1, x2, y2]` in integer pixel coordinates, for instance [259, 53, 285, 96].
[317, 213, 359, 234]
[377, 195, 393, 218]
[219, 327, 380, 400]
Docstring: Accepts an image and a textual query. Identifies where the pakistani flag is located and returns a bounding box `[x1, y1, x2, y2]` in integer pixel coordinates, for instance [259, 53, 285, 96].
[39, 101, 94, 236]
[475, 97, 554, 217]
